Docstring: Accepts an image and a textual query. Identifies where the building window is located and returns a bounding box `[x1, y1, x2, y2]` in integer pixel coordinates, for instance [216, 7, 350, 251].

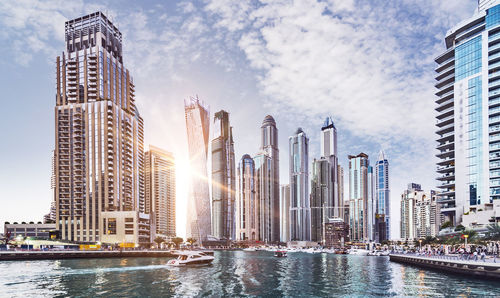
[107, 218, 117, 235]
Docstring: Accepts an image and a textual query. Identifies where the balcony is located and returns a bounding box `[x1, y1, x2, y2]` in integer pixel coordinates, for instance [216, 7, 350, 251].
[437, 164, 455, 173]
[435, 73, 454, 88]
[435, 98, 454, 112]
[436, 140, 454, 151]
[436, 122, 454, 135]
[437, 156, 455, 166]
[436, 90, 454, 105]
[436, 149, 454, 159]
[436, 131, 454, 143]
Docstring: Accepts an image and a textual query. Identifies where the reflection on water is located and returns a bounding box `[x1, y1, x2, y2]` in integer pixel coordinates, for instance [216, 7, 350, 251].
[0, 251, 499, 297]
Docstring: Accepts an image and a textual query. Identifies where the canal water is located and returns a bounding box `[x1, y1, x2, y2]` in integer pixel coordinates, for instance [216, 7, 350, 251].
[0, 251, 499, 297]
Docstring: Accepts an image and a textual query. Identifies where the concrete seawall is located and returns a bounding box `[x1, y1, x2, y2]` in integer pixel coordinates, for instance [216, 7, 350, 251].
[390, 253, 500, 279]
[0, 250, 176, 261]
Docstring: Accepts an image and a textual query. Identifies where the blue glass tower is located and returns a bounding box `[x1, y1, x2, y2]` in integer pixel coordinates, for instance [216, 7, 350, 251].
[375, 151, 389, 242]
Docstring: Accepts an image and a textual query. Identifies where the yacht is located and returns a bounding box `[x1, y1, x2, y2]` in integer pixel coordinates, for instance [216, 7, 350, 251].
[167, 251, 214, 266]
[348, 248, 370, 256]
[243, 247, 257, 252]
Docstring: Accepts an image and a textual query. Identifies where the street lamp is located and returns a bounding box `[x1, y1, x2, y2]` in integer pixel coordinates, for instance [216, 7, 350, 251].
[464, 234, 469, 248]
[419, 239, 422, 251]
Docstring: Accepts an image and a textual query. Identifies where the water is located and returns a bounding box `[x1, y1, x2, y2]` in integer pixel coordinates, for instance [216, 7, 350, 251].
[0, 251, 499, 297]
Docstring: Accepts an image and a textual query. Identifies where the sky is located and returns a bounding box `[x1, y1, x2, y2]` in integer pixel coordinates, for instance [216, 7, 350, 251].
[0, 0, 477, 238]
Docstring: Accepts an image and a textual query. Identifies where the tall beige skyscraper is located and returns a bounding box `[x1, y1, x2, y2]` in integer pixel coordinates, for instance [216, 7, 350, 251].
[54, 12, 149, 245]
[145, 145, 176, 239]
[348, 153, 369, 242]
[211, 110, 236, 240]
[236, 154, 259, 241]
[184, 96, 211, 243]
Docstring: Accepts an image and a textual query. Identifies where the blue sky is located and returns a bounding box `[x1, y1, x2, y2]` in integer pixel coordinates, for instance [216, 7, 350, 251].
[0, 0, 477, 237]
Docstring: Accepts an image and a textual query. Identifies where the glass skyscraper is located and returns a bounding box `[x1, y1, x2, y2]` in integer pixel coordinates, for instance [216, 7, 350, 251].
[375, 150, 389, 242]
[236, 154, 258, 241]
[184, 96, 211, 243]
[348, 153, 369, 242]
[289, 128, 311, 241]
[435, 1, 500, 227]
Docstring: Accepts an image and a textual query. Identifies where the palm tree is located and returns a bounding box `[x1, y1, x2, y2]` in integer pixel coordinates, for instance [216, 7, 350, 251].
[172, 237, 184, 250]
[486, 223, 500, 240]
[440, 221, 453, 230]
[422, 236, 435, 245]
[153, 236, 164, 248]
[187, 237, 197, 248]
[462, 229, 478, 243]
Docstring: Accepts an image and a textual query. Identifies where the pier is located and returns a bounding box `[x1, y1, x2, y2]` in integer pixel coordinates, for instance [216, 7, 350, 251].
[390, 253, 500, 279]
[0, 250, 176, 261]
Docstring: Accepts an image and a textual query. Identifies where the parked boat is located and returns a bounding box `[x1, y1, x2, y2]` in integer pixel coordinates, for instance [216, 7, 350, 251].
[167, 251, 214, 266]
[274, 251, 287, 257]
[348, 248, 370, 256]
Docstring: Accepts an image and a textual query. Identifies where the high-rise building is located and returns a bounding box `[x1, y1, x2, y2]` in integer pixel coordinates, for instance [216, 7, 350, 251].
[184, 96, 211, 243]
[320, 117, 341, 218]
[311, 158, 329, 243]
[254, 151, 273, 242]
[280, 184, 290, 243]
[375, 150, 390, 242]
[145, 145, 176, 239]
[260, 115, 280, 243]
[348, 153, 369, 242]
[415, 191, 441, 239]
[54, 12, 149, 245]
[289, 128, 311, 241]
[236, 154, 258, 241]
[400, 183, 441, 241]
[435, 2, 500, 227]
[400, 183, 421, 241]
[211, 110, 236, 240]
[367, 165, 375, 242]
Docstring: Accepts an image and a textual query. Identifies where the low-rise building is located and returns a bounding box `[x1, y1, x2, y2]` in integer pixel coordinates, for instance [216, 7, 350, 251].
[100, 211, 151, 246]
[324, 218, 349, 248]
[4, 222, 57, 239]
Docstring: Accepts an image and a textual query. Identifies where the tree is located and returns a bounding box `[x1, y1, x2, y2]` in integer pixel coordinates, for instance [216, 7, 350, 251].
[187, 237, 197, 248]
[486, 223, 500, 240]
[455, 224, 466, 232]
[462, 229, 478, 243]
[153, 236, 164, 248]
[440, 221, 453, 230]
[422, 236, 436, 245]
[172, 237, 184, 249]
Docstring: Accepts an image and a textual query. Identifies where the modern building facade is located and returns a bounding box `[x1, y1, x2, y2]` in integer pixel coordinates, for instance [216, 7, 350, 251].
[289, 128, 311, 241]
[145, 145, 176, 239]
[211, 110, 236, 240]
[400, 183, 421, 240]
[54, 12, 149, 245]
[375, 150, 390, 242]
[400, 183, 441, 240]
[324, 218, 349, 248]
[184, 96, 211, 243]
[4, 223, 57, 239]
[310, 117, 342, 244]
[348, 153, 369, 242]
[366, 165, 375, 242]
[435, 1, 500, 227]
[260, 115, 280, 243]
[280, 184, 290, 243]
[236, 154, 258, 241]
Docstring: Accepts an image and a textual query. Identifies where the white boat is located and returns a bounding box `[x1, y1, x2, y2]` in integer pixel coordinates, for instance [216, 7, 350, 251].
[243, 247, 257, 252]
[348, 248, 370, 256]
[167, 251, 214, 266]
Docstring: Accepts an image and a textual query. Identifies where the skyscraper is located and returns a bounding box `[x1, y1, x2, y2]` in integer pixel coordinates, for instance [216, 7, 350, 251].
[375, 150, 390, 242]
[236, 154, 258, 241]
[261, 115, 280, 243]
[254, 151, 273, 242]
[310, 117, 341, 243]
[348, 153, 369, 242]
[211, 110, 236, 240]
[289, 128, 311, 241]
[366, 165, 375, 241]
[400, 183, 421, 240]
[145, 145, 176, 239]
[184, 96, 211, 243]
[280, 184, 290, 243]
[435, 2, 500, 227]
[54, 12, 149, 245]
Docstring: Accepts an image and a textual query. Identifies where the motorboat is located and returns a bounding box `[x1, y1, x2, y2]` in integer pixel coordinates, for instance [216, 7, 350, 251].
[348, 248, 370, 256]
[274, 251, 287, 257]
[243, 247, 257, 252]
[167, 251, 214, 266]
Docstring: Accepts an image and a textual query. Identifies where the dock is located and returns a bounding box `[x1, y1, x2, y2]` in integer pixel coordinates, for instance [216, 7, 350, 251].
[390, 253, 500, 279]
[0, 250, 176, 261]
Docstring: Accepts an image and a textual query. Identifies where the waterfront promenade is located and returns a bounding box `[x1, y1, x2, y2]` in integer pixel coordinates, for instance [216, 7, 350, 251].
[390, 253, 500, 279]
[0, 250, 176, 261]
